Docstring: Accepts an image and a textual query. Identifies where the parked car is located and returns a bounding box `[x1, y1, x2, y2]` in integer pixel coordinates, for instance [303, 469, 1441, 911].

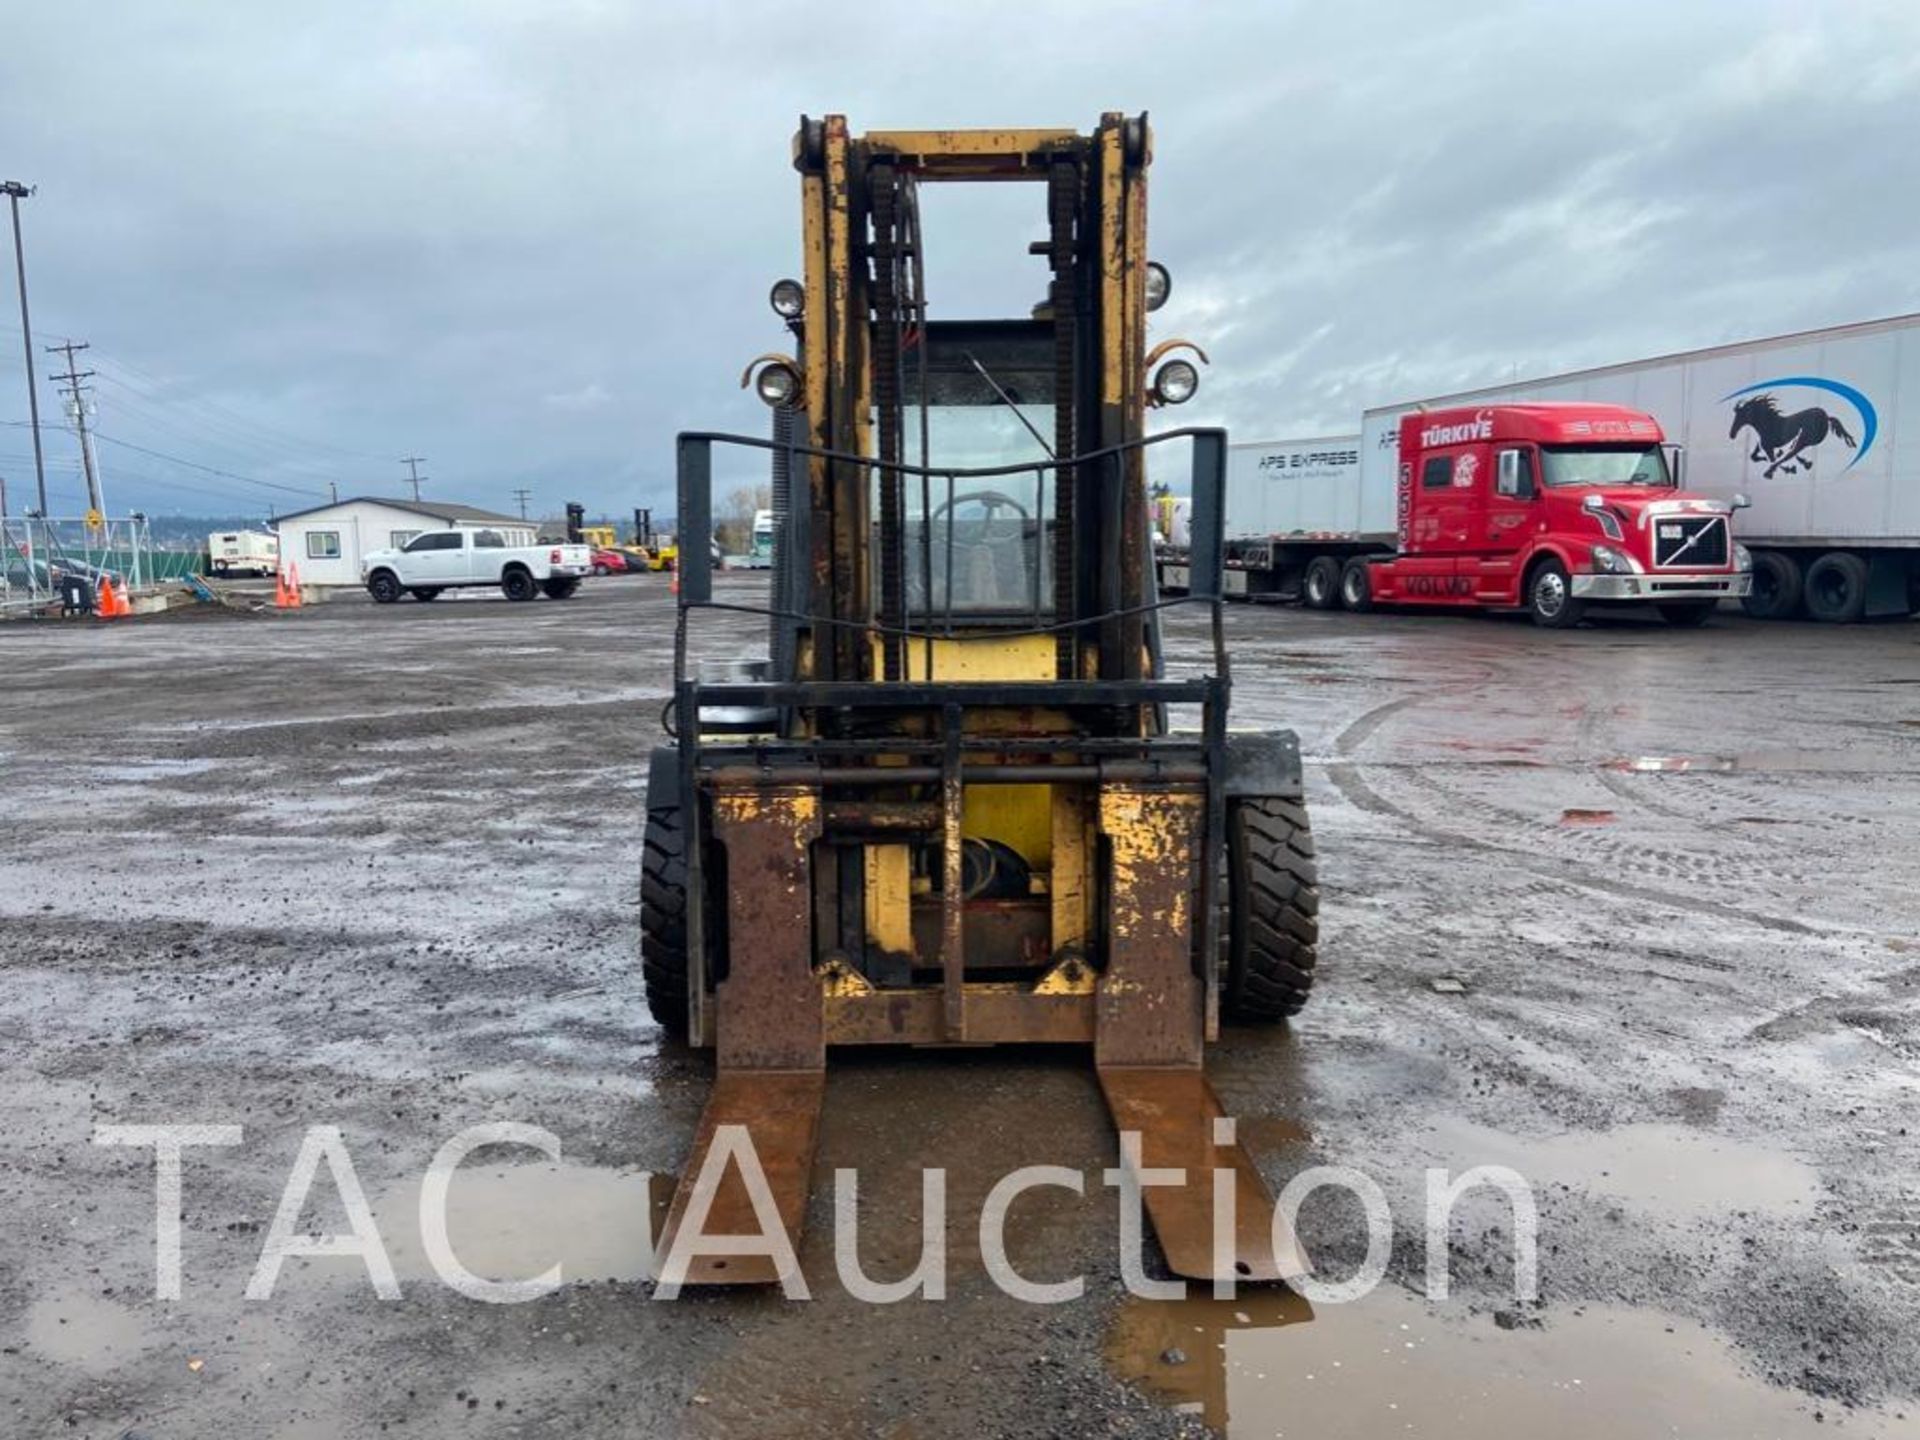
[360, 528, 593, 602]
[590, 547, 639, 576]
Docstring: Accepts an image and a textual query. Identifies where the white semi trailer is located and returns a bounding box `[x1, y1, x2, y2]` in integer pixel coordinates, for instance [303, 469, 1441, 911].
[1156, 435, 1366, 603]
[1358, 312, 1920, 622]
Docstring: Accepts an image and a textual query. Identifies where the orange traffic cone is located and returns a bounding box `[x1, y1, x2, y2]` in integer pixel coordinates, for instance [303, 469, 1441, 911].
[95, 575, 125, 619]
[288, 562, 303, 608]
[274, 566, 297, 609]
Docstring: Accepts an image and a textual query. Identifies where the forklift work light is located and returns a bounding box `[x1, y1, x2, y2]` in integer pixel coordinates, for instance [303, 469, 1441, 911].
[769, 278, 805, 319]
[1151, 358, 1198, 406]
[1145, 261, 1171, 312]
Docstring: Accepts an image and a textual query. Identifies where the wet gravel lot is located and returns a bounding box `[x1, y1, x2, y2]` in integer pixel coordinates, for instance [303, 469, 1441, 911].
[0, 577, 1916, 1438]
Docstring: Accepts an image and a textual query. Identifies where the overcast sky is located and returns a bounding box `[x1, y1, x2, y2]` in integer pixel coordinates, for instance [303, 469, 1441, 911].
[2, 0, 1916, 522]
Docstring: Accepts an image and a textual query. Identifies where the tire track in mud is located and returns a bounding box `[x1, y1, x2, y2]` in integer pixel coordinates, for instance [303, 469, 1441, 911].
[1326, 760, 1818, 936]
[1323, 657, 1832, 939]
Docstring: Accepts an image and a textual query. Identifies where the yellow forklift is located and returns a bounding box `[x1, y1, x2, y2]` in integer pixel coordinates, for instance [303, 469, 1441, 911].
[644, 114, 1318, 1283]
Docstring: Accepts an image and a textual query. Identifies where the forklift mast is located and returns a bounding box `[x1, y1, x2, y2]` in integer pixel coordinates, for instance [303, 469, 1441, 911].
[786, 113, 1156, 690]
[650, 114, 1315, 1289]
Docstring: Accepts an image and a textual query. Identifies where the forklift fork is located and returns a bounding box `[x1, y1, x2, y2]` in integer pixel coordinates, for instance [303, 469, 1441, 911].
[655, 780, 1309, 1287]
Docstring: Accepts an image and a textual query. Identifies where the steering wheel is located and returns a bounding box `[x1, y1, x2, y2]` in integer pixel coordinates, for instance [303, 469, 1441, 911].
[930, 489, 1031, 547]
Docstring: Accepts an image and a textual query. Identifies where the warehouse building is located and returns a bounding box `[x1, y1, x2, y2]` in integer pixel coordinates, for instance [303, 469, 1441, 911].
[272, 498, 538, 589]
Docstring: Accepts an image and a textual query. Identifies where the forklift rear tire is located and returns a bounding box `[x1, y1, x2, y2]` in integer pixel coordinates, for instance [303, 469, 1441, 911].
[641, 802, 691, 1039]
[1302, 555, 1343, 610]
[1526, 557, 1584, 629]
[1339, 557, 1374, 612]
[1223, 796, 1319, 1022]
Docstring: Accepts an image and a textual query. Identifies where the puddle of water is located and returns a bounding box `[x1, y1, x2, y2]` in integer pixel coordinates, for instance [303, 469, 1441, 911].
[1608, 751, 1899, 776]
[84, 758, 224, 783]
[1606, 755, 1736, 774]
[23, 1288, 159, 1372]
[376, 1162, 672, 1286]
[1423, 1120, 1821, 1219]
[1108, 1286, 1915, 1437]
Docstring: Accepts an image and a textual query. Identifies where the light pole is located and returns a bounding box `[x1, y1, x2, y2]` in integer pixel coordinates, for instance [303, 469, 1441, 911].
[2, 182, 46, 516]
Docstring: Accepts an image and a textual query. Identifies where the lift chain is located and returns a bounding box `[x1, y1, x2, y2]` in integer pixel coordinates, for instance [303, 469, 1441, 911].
[1048, 154, 1079, 679]
[870, 159, 907, 680]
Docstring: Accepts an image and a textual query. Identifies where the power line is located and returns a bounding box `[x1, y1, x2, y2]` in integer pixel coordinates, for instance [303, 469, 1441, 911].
[46, 339, 104, 517]
[401, 455, 427, 503]
[87, 430, 329, 499]
[85, 354, 387, 467]
[87, 370, 354, 475]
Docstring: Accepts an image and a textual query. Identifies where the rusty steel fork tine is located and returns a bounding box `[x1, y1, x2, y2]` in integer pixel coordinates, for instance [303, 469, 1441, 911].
[655, 1070, 826, 1287]
[1098, 1065, 1311, 1283]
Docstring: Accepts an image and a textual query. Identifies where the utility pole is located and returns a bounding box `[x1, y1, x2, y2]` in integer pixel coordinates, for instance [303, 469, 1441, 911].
[401, 456, 427, 503]
[47, 339, 104, 518]
[512, 487, 532, 520]
[329, 481, 339, 504]
[2, 181, 45, 515]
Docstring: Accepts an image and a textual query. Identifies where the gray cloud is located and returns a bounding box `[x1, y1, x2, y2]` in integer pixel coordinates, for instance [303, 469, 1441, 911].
[1, 0, 1915, 518]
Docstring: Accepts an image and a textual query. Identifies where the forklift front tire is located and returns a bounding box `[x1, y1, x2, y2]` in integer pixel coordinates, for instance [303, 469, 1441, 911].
[1222, 795, 1320, 1022]
[640, 802, 692, 1039]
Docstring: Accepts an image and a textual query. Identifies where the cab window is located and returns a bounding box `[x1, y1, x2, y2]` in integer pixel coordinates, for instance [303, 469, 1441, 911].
[473, 530, 506, 549]
[1421, 455, 1454, 489]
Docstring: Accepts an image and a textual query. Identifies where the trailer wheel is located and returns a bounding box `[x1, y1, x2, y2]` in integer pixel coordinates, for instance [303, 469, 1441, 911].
[1222, 796, 1319, 1022]
[1302, 555, 1343, 610]
[367, 570, 402, 604]
[1657, 601, 1716, 627]
[409, 587, 443, 602]
[1802, 551, 1868, 623]
[1339, 557, 1374, 612]
[1742, 550, 1802, 620]
[1526, 557, 1584, 629]
[641, 802, 691, 1039]
[501, 567, 538, 602]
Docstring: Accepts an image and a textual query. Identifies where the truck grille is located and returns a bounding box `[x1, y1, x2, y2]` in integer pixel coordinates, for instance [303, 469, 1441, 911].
[1652, 515, 1728, 569]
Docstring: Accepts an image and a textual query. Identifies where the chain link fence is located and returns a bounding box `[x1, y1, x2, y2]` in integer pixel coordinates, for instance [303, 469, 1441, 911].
[1, 514, 203, 616]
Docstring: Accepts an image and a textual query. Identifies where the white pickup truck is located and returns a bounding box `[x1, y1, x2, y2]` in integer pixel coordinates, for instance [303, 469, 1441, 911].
[361, 528, 593, 603]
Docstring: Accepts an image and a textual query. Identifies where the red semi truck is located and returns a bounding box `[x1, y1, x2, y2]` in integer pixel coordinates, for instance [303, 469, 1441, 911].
[1158, 402, 1755, 628]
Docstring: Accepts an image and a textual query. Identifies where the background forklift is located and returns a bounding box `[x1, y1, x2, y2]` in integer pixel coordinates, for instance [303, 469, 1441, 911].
[643, 113, 1319, 1284]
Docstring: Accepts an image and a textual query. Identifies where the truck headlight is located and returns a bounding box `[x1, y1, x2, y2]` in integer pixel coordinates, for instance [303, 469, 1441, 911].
[1734, 543, 1753, 571]
[1589, 544, 1629, 575]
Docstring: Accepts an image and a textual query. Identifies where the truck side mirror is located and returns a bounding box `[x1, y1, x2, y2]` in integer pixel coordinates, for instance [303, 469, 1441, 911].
[1581, 493, 1606, 513]
[1496, 449, 1536, 499]
[1664, 443, 1685, 488]
[1731, 492, 1752, 511]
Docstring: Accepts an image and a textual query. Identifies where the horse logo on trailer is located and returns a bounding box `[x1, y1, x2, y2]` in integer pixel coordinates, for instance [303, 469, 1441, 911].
[1723, 376, 1877, 479]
